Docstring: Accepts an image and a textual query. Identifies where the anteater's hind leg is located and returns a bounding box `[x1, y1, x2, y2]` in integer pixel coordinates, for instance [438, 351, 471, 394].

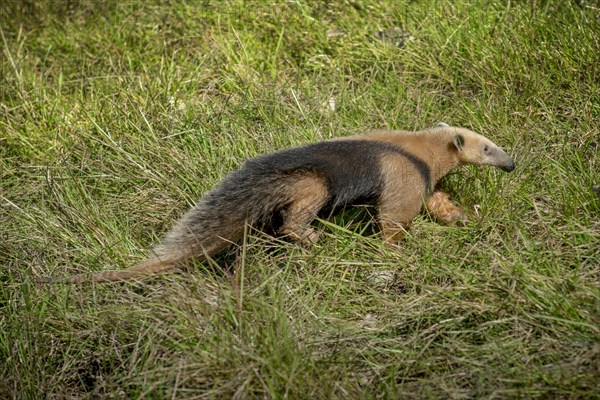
[279, 174, 329, 244]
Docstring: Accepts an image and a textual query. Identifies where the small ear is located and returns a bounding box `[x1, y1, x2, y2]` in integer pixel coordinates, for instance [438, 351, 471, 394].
[452, 134, 465, 150]
[435, 122, 449, 127]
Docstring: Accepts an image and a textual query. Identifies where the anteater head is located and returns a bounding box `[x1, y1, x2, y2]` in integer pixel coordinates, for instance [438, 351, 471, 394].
[448, 127, 515, 172]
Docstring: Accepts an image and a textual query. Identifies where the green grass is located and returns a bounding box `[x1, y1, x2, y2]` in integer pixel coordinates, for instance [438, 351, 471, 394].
[1, 0, 599, 398]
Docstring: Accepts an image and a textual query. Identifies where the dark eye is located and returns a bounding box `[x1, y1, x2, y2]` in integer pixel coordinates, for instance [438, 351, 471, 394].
[483, 145, 490, 153]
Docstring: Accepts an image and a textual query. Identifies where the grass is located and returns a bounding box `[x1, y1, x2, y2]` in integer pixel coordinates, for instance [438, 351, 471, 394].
[1, 0, 599, 398]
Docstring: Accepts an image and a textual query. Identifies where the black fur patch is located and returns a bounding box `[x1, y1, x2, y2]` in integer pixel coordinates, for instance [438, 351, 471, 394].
[244, 139, 431, 214]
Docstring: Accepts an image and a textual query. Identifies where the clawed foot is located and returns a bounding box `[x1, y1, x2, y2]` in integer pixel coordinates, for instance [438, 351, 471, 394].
[425, 191, 471, 226]
[282, 226, 321, 245]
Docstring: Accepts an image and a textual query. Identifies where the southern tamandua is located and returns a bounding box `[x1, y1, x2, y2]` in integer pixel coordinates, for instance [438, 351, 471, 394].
[36, 124, 515, 283]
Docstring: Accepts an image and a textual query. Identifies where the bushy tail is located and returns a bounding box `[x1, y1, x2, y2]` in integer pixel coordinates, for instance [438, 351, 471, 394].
[35, 163, 299, 285]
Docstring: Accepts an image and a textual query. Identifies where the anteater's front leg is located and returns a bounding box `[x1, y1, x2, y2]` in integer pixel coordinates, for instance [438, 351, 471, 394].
[377, 156, 428, 246]
[424, 190, 468, 225]
[378, 192, 423, 246]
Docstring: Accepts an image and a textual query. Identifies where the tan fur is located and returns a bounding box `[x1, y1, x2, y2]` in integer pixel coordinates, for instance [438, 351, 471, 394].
[334, 126, 513, 244]
[362, 128, 463, 181]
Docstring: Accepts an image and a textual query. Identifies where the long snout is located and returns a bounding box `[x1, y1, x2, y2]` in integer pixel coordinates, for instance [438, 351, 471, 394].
[499, 159, 516, 172]
[491, 147, 515, 172]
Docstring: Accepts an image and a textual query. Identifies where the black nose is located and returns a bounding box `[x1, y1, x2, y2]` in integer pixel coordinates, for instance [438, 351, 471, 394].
[501, 161, 516, 172]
